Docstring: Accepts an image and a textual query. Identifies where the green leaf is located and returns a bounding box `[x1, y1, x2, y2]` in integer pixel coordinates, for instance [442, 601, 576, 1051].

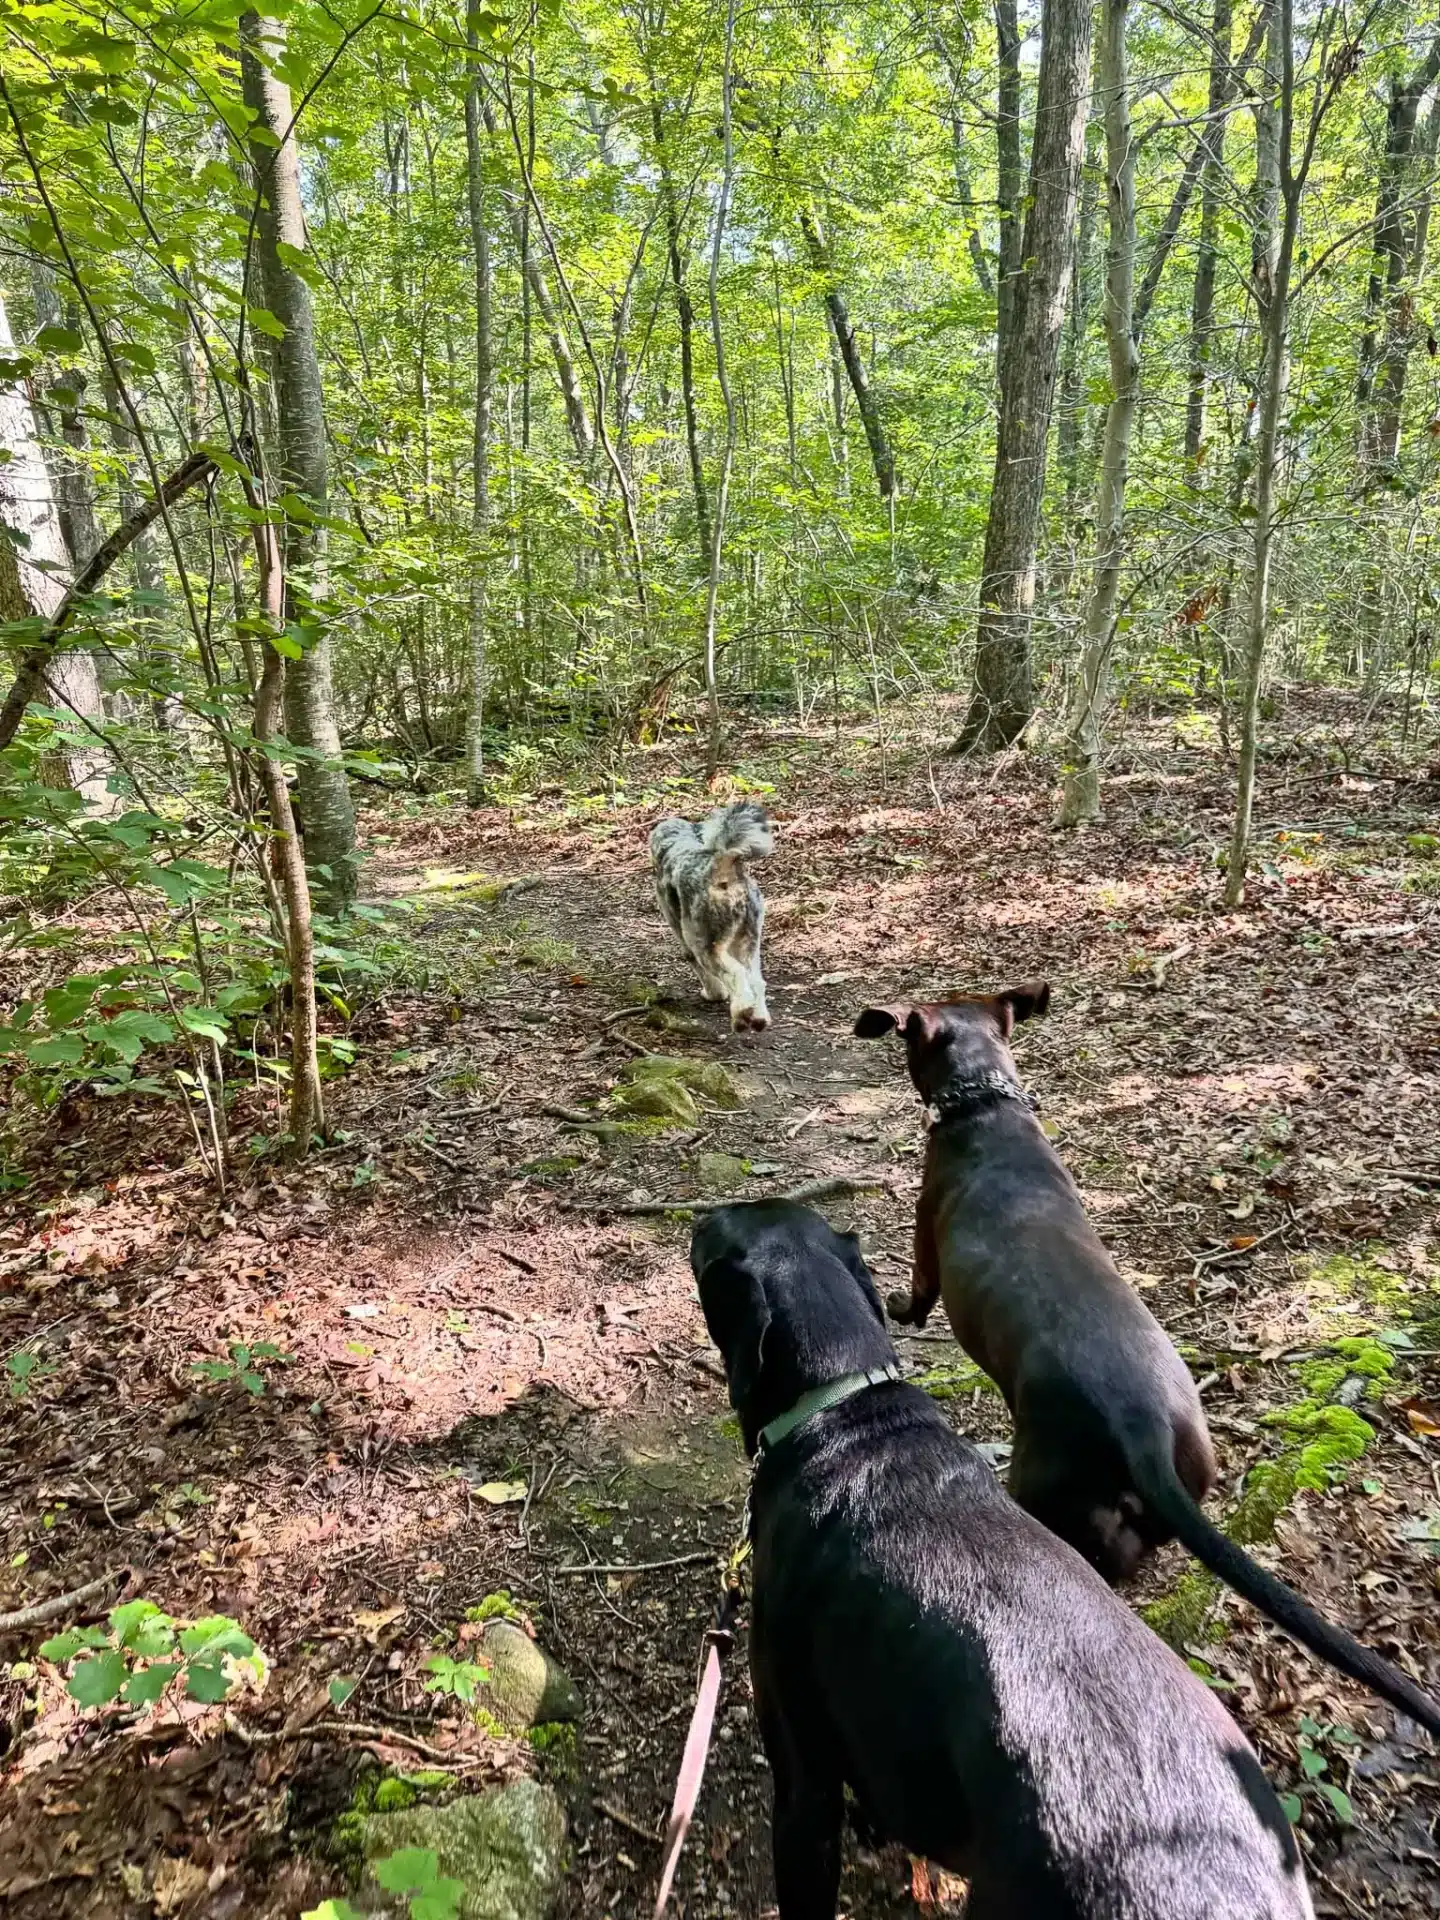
[412, 1885, 465, 1920]
[270, 628, 304, 660]
[183, 1654, 232, 1703]
[178, 1616, 255, 1659]
[26, 1033, 86, 1066]
[39, 1627, 109, 1660]
[110, 1600, 175, 1656]
[1299, 1747, 1328, 1778]
[246, 305, 287, 341]
[69, 1649, 127, 1707]
[122, 1660, 182, 1705]
[238, 1371, 266, 1395]
[301, 1903, 364, 1920]
[1317, 1782, 1354, 1824]
[374, 1848, 441, 1895]
[328, 1674, 357, 1708]
[112, 340, 157, 374]
[178, 1008, 230, 1043]
[1278, 1792, 1302, 1825]
[43, 978, 98, 1026]
[37, 325, 85, 356]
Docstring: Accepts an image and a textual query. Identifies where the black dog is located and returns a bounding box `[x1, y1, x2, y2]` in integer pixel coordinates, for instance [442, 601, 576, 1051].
[855, 988, 1440, 1740]
[692, 1200, 1315, 1920]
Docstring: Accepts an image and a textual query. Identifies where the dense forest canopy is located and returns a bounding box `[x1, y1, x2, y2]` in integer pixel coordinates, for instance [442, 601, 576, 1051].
[1, 0, 1439, 1130]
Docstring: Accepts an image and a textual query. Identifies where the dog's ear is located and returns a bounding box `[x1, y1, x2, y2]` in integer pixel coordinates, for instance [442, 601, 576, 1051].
[695, 1256, 771, 1431]
[991, 981, 1052, 1037]
[834, 1230, 885, 1327]
[854, 1004, 907, 1038]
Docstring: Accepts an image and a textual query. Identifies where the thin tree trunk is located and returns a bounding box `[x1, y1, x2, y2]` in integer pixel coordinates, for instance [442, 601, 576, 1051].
[1059, 135, 1100, 520]
[652, 95, 712, 573]
[479, 95, 595, 464]
[703, 0, 741, 780]
[101, 372, 177, 729]
[0, 291, 110, 806]
[240, 12, 357, 916]
[1358, 35, 1440, 480]
[1056, 0, 1138, 826]
[800, 209, 896, 501]
[464, 34, 494, 807]
[1185, 0, 1235, 467]
[1224, 0, 1291, 908]
[954, 0, 1094, 751]
[994, 0, 1023, 369]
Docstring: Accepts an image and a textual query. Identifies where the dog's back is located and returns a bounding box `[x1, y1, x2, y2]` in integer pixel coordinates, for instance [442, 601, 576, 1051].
[761, 1391, 1312, 1918]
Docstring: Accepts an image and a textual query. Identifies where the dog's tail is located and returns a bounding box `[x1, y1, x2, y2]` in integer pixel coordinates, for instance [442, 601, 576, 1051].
[1135, 1437, 1440, 1738]
[699, 802, 773, 862]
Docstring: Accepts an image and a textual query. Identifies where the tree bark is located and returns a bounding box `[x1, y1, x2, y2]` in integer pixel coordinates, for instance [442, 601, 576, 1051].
[1357, 35, 1440, 481]
[651, 94, 712, 572]
[241, 12, 357, 916]
[954, 0, 1094, 751]
[703, 2, 740, 780]
[1058, 135, 1100, 520]
[0, 291, 110, 805]
[994, 0, 1024, 368]
[479, 95, 595, 464]
[1224, 0, 1291, 908]
[1184, 0, 1236, 467]
[1056, 0, 1138, 826]
[800, 209, 896, 501]
[464, 34, 494, 807]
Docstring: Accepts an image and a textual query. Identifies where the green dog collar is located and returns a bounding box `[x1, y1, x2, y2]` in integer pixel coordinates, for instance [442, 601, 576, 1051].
[758, 1364, 903, 1453]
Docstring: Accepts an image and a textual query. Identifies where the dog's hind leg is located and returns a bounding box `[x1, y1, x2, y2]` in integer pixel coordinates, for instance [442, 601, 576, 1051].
[757, 1692, 843, 1918]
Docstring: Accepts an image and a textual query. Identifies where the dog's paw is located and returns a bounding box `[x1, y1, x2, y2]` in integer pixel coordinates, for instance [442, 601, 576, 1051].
[885, 1289, 917, 1324]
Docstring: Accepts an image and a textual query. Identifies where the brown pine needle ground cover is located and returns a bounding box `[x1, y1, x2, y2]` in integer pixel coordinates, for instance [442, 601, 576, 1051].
[2, 696, 1438, 1918]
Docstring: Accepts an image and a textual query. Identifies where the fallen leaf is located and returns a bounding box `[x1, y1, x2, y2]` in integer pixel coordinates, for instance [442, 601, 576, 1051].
[1229, 1235, 1258, 1250]
[473, 1480, 527, 1505]
[1400, 1398, 1440, 1438]
[1228, 1195, 1256, 1220]
[351, 1605, 405, 1636]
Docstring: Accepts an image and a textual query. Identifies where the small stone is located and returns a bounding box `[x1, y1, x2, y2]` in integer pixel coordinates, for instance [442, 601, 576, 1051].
[476, 1621, 581, 1732]
[696, 1152, 747, 1194]
[612, 1077, 697, 1124]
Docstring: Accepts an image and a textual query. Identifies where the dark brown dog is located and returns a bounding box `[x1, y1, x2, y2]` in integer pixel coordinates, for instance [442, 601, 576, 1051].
[855, 986, 1440, 1739]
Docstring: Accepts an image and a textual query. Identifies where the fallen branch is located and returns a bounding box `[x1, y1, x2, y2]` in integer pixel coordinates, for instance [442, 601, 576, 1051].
[245, 1717, 485, 1767]
[596, 1798, 662, 1845]
[0, 448, 218, 750]
[552, 1550, 717, 1577]
[0, 1568, 127, 1635]
[565, 1173, 893, 1218]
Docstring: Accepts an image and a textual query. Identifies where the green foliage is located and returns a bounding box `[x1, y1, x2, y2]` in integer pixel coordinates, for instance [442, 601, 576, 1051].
[374, 1847, 465, 1920]
[192, 1340, 290, 1397]
[1278, 1717, 1361, 1829]
[463, 1591, 522, 1625]
[421, 1654, 490, 1704]
[38, 1601, 265, 1708]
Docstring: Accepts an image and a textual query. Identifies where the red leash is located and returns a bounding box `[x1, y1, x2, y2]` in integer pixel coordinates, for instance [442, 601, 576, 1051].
[654, 1556, 747, 1916]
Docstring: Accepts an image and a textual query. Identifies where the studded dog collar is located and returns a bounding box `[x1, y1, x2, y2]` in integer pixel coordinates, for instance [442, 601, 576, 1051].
[930, 1070, 1039, 1122]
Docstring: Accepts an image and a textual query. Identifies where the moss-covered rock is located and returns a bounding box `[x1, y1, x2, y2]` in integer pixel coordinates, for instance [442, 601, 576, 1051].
[618, 1054, 741, 1109]
[611, 1076, 697, 1124]
[475, 1622, 581, 1733]
[1142, 1570, 1223, 1651]
[357, 1780, 566, 1920]
[695, 1152, 747, 1193]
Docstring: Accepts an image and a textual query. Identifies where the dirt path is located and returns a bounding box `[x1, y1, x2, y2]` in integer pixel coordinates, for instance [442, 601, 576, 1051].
[2, 711, 1439, 1917]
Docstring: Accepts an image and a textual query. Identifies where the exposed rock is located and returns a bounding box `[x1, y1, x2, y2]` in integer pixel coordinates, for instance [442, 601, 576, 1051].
[696, 1152, 747, 1193]
[358, 1780, 566, 1920]
[476, 1621, 581, 1732]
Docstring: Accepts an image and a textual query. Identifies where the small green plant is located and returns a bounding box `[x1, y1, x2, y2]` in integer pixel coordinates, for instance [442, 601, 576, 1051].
[39, 1600, 266, 1708]
[375, 1846, 465, 1919]
[192, 1340, 289, 1395]
[463, 1591, 521, 1625]
[7, 1347, 56, 1398]
[1278, 1716, 1359, 1827]
[421, 1653, 489, 1704]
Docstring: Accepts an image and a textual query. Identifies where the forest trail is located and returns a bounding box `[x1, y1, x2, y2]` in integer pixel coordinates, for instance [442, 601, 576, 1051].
[2, 713, 1439, 1917]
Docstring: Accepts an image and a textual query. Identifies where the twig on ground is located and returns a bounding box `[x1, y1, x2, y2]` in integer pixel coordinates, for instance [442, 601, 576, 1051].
[304, 1720, 487, 1766]
[564, 1173, 893, 1217]
[1189, 1213, 1302, 1270]
[596, 1798, 662, 1844]
[0, 1568, 127, 1634]
[552, 1550, 717, 1577]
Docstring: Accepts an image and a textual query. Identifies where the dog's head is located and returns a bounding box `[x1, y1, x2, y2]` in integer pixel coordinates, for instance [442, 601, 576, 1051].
[690, 1201, 892, 1454]
[853, 984, 1050, 1104]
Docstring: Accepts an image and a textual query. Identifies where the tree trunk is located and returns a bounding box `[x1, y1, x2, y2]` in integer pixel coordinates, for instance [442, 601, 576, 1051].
[101, 372, 177, 729]
[1224, 0, 1292, 909]
[1358, 35, 1440, 480]
[1184, 0, 1235, 468]
[651, 95, 712, 573]
[479, 95, 595, 464]
[1059, 134, 1100, 521]
[954, 0, 1094, 751]
[0, 291, 110, 806]
[241, 11, 357, 916]
[1056, 0, 1138, 826]
[702, 0, 741, 780]
[994, 0, 1023, 369]
[800, 209, 896, 501]
[464, 35, 494, 808]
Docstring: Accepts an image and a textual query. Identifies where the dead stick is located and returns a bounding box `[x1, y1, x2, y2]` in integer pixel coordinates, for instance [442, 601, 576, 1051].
[565, 1173, 893, 1217]
[596, 1799, 662, 1845]
[552, 1550, 716, 1576]
[0, 1568, 126, 1634]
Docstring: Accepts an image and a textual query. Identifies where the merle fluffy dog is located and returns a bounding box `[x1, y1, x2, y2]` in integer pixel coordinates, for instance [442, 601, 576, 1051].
[649, 802, 772, 1031]
[692, 1200, 1314, 1920]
